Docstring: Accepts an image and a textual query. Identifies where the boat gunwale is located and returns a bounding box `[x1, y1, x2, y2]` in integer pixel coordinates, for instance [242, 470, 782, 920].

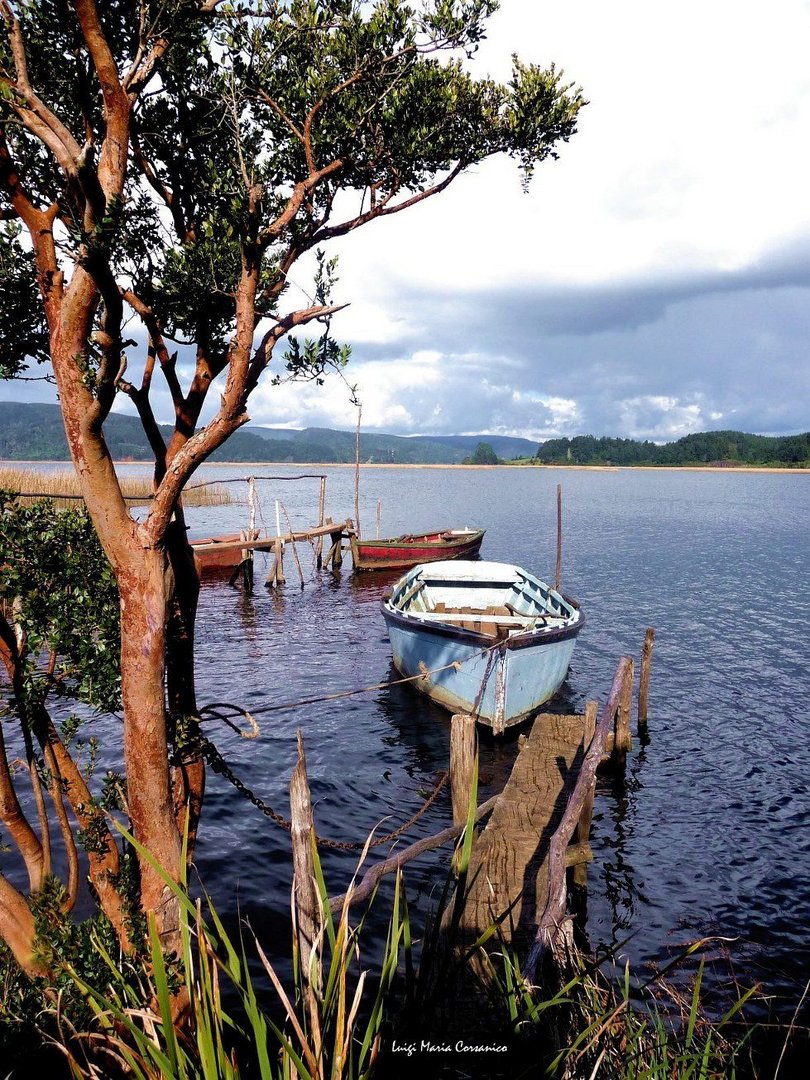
[380, 597, 585, 650]
[352, 527, 485, 553]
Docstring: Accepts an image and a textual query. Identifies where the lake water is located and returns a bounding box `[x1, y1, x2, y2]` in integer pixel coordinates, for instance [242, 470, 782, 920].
[5, 462, 810, 1051]
[176, 464, 810, 1026]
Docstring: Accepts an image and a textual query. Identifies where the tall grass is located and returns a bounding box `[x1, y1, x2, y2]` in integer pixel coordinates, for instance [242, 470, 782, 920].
[40, 801, 771, 1080]
[0, 467, 233, 507]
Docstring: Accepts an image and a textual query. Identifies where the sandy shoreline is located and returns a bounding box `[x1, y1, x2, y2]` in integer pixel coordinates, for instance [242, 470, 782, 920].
[3, 460, 809, 474]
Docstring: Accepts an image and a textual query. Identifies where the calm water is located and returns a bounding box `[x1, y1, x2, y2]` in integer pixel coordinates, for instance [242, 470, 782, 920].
[6, 463, 810, 1038]
[177, 464, 810, 1023]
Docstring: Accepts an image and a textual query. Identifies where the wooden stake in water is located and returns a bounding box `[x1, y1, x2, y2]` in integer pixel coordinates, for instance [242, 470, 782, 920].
[280, 502, 305, 589]
[289, 732, 322, 1042]
[450, 712, 477, 828]
[376, 498, 381, 539]
[555, 483, 562, 591]
[315, 476, 327, 569]
[638, 626, 656, 732]
[354, 402, 362, 538]
[275, 499, 281, 537]
[247, 476, 256, 536]
[614, 657, 634, 766]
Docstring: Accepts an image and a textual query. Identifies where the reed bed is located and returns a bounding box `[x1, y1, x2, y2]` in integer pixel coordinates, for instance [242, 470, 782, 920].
[0, 467, 234, 507]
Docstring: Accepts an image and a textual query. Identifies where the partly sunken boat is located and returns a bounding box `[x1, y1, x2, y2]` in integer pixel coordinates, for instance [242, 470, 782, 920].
[350, 527, 485, 571]
[381, 560, 584, 734]
[190, 532, 257, 577]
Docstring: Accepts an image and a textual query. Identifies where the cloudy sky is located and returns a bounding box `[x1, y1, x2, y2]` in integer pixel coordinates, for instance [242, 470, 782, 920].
[5, 0, 810, 442]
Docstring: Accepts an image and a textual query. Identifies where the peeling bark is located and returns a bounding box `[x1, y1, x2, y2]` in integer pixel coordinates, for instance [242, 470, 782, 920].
[118, 542, 182, 945]
[0, 874, 48, 978]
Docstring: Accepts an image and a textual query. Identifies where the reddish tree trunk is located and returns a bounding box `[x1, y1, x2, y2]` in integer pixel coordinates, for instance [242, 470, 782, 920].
[119, 544, 182, 942]
[164, 518, 205, 861]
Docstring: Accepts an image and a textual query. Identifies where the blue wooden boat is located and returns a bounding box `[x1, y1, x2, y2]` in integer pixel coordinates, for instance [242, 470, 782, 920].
[381, 560, 584, 734]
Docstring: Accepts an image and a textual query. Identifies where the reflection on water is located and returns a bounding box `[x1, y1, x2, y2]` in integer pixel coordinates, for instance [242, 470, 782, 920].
[21, 464, 810, 1028]
[185, 466, 810, 1025]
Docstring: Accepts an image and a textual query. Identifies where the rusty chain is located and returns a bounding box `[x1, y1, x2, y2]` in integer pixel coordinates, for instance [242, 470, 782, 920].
[196, 729, 448, 852]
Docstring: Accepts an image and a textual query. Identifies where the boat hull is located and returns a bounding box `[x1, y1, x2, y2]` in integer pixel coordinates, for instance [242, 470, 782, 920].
[191, 533, 251, 575]
[381, 560, 583, 732]
[351, 528, 484, 571]
[383, 610, 580, 729]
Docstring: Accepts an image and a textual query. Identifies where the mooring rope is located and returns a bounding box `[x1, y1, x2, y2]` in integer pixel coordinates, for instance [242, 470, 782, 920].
[194, 640, 502, 848]
[187, 474, 327, 488]
[202, 638, 503, 722]
[194, 722, 448, 851]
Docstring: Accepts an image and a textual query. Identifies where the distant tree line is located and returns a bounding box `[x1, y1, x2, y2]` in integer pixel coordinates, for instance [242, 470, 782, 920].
[536, 430, 810, 467]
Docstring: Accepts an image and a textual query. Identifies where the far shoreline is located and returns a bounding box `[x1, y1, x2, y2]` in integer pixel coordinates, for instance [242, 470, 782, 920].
[3, 460, 809, 474]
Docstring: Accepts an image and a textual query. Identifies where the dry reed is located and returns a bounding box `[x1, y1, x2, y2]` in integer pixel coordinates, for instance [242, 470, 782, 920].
[0, 468, 234, 508]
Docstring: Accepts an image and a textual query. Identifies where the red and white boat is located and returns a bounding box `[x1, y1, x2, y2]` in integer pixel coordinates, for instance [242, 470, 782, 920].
[349, 527, 485, 572]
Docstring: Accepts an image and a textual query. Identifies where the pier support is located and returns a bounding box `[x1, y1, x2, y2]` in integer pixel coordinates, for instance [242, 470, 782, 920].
[638, 626, 656, 732]
[450, 713, 477, 827]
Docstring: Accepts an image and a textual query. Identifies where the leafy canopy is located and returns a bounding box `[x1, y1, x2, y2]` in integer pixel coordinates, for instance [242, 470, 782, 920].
[0, 1, 585, 391]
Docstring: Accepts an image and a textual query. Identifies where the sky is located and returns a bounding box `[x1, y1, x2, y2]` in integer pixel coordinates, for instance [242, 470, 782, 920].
[4, 0, 810, 443]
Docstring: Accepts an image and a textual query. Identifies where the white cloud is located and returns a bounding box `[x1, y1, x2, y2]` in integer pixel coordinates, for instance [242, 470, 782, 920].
[617, 395, 708, 441]
[5, 1, 810, 444]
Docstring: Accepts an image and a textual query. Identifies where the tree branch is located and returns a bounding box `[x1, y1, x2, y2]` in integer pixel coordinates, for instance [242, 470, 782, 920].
[312, 162, 467, 244]
[258, 158, 345, 246]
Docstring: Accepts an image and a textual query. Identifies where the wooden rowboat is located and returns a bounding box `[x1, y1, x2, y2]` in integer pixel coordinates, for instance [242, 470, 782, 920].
[381, 560, 584, 734]
[350, 527, 485, 572]
[191, 532, 257, 576]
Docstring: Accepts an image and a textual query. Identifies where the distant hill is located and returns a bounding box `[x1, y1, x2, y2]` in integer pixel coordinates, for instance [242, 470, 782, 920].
[0, 402, 537, 464]
[536, 430, 810, 467]
[4, 403, 804, 467]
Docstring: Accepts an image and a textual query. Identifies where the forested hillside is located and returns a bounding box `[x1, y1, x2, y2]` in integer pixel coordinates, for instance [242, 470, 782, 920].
[2, 403, 805, 466]
[0, 403, 535, 463]
[536, 430, 810, 466]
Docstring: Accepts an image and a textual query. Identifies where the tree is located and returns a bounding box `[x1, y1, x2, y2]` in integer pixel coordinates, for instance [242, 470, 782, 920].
[0, 0, 584, 966]
[464, 441, 500, 464]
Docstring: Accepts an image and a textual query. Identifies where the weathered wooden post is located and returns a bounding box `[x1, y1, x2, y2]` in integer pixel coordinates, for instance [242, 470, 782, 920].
[638, 626, 656, 732]
[555, 483, 562, 592]
[450, 713, 477, 827]
[280, 502, 305, 589]
[315, 476, 327, 569]
[330, 526, 344, 569]
[376, 498, 381, 540]
[573, 700, 598, 887]
[354, 402, 362, 538]
[269, 538, 285, 585]
[289, 732, 322, 1050]
[613, 657, 634, 767]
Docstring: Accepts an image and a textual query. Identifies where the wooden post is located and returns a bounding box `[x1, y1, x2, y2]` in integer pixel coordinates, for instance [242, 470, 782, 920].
[638, 626, 656, 732]
[247, 476, 256, 534]
[239, 528, 253, 592]
[376, 498, 381, 540]
[555, 483, 562, 592]
[330, 528, 343, 569]
[289, 732, 322, 1048]
[573, 700, 598, 888]
[613, 657, 634, 767]
[450, 713, 477, 827]
[280, 502, 305, 589]
[271, 538, 285, 585]
[265, 544, 277, 587]
[315, 476, 327, 569]
[354, 402, 362, 538]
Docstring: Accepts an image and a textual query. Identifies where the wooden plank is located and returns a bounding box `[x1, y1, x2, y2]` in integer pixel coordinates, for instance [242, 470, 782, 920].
[524, 659, 633, 981]
[191, 519, 352, 555]
[457, 712, 589, 949]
